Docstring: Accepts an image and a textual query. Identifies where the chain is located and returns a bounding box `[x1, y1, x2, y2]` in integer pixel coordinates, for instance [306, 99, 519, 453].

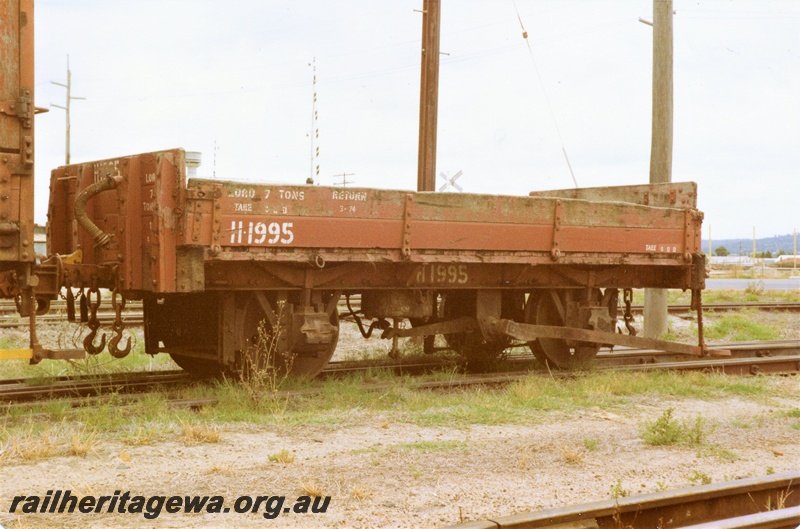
[623, 288, 637, 336]
[108, 288, 131, 358]
[82, 286, 106, 355]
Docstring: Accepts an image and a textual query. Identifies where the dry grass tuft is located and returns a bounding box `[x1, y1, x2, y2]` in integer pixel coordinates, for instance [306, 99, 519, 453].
[68, 429, 98, 457]
[179, 423, 222, 445]
[207, 463, 239, 477]
[268, 449, 296, 464]
[351, 486, 373, 500]
[121, 427, 159, 446]
[299, 479, 325, 497]
[559, 445, 585, 464]
[11, 429, 58, 461]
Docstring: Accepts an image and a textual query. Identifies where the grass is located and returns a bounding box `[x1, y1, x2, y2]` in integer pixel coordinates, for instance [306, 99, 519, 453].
[640, 407, 709, 447]
[702, 314, 780, 341]
[68, 428, 98, 456]
[268, 449, 296, 464]
[298, 480, 325, 497]
[1, 361, 797, 465]
[687, 470, 713, 485]
[179, 422, 222, 445]
[630, 288, 800, 305]
[389, 440, 466, 454]
[559, 445, 585, 464]
[780, 408, 800, 431]
[609, 479, 631, 499]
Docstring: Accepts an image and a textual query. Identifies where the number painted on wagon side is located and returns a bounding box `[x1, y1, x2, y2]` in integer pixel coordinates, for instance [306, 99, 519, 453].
[415, 264, 468, 285]
[229, 221, 294, 245]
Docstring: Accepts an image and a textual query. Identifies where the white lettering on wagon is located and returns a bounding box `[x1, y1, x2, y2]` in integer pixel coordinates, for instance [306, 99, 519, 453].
[230, 221, 294, 245]
[229, 187, 256, 198]
[646, 244, 679, 253]
[331, 190, 367, 201]
[92, 160, 120, 183]
[278, 189, 305, 201]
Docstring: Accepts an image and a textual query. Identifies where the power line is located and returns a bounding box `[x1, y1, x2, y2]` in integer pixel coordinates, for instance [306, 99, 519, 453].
[511, 0, 578, 188]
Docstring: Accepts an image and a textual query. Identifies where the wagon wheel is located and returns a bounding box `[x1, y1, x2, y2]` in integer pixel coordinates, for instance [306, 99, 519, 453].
[236, 292, 339, 378]
[525, 289, 601, 369]
[442, 291, 510, 370]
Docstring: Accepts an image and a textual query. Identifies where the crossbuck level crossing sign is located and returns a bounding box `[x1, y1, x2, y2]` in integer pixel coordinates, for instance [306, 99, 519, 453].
[438, 170, 463, 192]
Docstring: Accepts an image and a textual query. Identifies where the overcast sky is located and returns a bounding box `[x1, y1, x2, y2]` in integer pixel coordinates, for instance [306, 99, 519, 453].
[32, 0, 799, 240]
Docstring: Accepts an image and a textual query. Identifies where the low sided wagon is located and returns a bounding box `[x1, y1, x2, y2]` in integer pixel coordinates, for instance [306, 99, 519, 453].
[34, 148, 711, 376]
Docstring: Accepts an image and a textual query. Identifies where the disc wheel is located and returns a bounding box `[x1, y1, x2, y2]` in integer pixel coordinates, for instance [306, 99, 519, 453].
[237, 292, 339, 378]
[526, 289, 600, 369]
[442, 291, 510, 371]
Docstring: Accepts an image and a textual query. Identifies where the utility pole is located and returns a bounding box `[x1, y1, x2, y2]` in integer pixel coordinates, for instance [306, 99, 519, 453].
[708, 225, 712, 257]
[51, 55, 85, 165]
[416, 0, 441, 192]
[643, 0, 673, 339]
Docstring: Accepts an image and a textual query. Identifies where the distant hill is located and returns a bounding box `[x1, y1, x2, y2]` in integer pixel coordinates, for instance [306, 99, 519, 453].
[702, 233, 797, 256]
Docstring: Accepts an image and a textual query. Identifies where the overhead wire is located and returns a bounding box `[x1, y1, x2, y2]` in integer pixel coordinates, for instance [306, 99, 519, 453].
[512, 0, 578, 188]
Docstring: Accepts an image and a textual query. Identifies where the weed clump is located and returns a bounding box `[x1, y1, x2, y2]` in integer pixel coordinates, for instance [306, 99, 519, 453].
[640, 407, 708, 447]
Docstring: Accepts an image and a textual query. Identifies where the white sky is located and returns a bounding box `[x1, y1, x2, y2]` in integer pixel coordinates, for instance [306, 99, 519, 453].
[32, 0, 800, 240]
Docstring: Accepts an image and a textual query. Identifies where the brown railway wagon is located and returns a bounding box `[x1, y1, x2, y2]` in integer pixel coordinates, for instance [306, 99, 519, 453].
[40, 148, 709, 376]
[0, 0, 36, 289]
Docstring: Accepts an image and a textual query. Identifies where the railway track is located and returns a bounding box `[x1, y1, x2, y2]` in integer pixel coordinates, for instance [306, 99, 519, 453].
[3, 340, 797, 405]
[441, 470, 800, 529]
[0, 370, 192, 402]
[1, 299, 799, 329]
[0, 357, 460, 404]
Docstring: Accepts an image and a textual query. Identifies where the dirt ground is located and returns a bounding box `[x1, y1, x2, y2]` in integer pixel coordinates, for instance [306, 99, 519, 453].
[1, 388, 798, 529]
[1, 312, 799, 529]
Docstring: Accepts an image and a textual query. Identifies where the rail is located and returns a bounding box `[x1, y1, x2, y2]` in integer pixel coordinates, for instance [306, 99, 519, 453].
[440, 471, 800, 529]
[4, 340, 798, 404]
[2, 299, 799, 331]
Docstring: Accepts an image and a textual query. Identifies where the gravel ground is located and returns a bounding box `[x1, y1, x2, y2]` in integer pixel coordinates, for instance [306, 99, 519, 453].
[1, 386, 798, 529]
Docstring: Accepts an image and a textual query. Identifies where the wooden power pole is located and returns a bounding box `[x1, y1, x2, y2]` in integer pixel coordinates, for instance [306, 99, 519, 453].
[417, 0, 441, 192]
[643, 0, 673, 339]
